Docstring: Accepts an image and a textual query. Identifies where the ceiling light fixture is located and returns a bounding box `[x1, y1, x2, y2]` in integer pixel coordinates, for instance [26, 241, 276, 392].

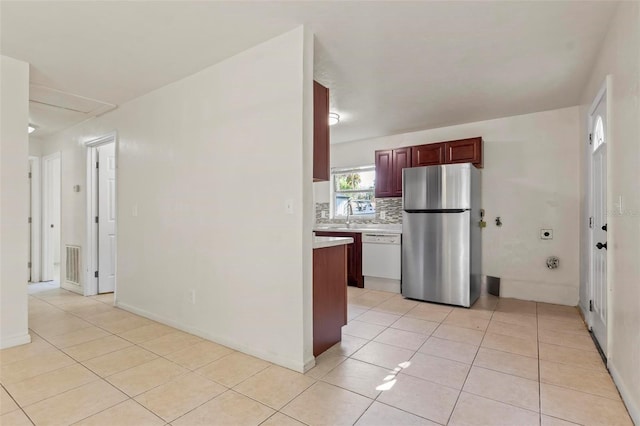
[329, 112, 340, 126]
[28, 125, 36, 134]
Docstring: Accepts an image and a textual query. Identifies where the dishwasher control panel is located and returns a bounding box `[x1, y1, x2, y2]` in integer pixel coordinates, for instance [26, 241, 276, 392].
[361, 234, 401, 245]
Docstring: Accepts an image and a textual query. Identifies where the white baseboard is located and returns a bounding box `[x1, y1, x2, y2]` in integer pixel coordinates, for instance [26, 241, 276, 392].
[303, 357, 316, 372]
[500, 278, 579, 306]
[0, 332, 31, 349]
[115, 301, 309, 373]
[608, 361, 640, 425]
[61, 282, 83, 295]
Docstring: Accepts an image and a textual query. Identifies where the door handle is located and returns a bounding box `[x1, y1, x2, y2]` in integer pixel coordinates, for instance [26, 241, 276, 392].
[596, 242, 607, 250]
[602, 224, 607, 231]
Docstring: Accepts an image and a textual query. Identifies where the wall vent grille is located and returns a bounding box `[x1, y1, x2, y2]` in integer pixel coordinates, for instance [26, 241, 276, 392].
[65, 245, 81, 285]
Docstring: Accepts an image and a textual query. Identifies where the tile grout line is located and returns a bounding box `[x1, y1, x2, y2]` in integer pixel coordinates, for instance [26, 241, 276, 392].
[23, 294, 248, 423]
[444, 300, 496, 425]
[348, 295, 501, 426]
[1, 382, 37, 426]
[348, 296, 447, 425]
[23, 289, 617, 425]
[536, 302, 542, 426]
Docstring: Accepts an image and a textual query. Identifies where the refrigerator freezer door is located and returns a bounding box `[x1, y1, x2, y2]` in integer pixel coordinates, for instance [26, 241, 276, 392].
[402, 211, 471, 306]
[403, 164, 471, 211]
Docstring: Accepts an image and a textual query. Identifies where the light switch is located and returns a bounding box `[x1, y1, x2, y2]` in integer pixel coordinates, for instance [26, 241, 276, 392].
[285, 199, 294, 214]
[132, 204, 138, 217]
[615, 195, 623, 215]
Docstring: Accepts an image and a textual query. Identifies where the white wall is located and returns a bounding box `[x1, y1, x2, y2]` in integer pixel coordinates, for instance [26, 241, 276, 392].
[0, 55, 31, 348]
[37, 27, 315, 372]
[326, 107, 581, 305]
[28, 137, 42, 156]
[579, 2, 640, 422]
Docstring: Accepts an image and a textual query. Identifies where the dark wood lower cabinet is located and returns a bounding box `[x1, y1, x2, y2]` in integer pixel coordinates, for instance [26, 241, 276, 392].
[314, 231, 363, 287]
[313, 244, 348, 356]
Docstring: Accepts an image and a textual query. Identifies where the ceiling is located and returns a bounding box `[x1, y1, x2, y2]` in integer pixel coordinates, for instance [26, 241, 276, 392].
[1, 1, 617, 143]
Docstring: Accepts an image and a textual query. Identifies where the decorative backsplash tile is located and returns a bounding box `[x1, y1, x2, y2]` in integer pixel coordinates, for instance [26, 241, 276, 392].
[315, 198, 403, 224]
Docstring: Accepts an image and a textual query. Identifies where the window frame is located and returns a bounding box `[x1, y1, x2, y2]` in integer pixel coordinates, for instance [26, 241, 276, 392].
[592, 115, 605, 152]
[331, 165, 376, 219]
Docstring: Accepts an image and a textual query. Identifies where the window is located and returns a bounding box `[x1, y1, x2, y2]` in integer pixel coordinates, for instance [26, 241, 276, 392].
[332, 166, 375, 217]
[593, 115, 605, 151]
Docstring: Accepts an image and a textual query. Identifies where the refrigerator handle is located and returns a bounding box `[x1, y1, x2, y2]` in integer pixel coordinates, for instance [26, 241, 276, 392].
[404, 209, 468, 214]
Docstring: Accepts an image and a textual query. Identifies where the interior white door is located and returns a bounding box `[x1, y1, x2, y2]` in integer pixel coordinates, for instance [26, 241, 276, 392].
[590, 94, 607, 354]
[42, 153, 61, 282]
[28, 160, 32, 282]
[98, 143, 116, 293]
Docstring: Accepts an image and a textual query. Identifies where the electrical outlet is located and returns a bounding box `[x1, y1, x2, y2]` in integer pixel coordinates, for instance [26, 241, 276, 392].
[189, 289, 196, 304]
[321, 210, 328, 219]
[540, 229, 553, 240]
[379, 211, 386, 220]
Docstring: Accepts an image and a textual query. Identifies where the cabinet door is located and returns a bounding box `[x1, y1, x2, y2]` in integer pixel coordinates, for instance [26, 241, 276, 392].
[351, 233, 363, 288]
[374, 150, 394, 198]
[412, 143, 445, 167]
[314, 231, 363, 287]
[313, 81, 330, 181]
[392, 147, 412, 197]
[444, 137, 483, 168]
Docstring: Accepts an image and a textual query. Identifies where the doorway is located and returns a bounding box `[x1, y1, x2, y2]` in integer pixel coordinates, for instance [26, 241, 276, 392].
[588, 79, 609, 356]
[86, 134, 117, 295]
[42, 152, 61, 284]
[28, 156, 41, 283]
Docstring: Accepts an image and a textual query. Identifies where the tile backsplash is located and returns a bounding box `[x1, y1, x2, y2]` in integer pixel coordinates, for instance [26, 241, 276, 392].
[315, 198, 403, 224]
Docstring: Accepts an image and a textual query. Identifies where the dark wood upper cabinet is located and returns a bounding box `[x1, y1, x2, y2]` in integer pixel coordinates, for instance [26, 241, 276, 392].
[375, 147, 411, 198]
[313, 81, 330, 181]
[374, 137, 483, 198]
[392, 147, 411, 197]
[444, 137, 483, 168]
[374, 150, 394, 198]
[412, 143, 445, 167]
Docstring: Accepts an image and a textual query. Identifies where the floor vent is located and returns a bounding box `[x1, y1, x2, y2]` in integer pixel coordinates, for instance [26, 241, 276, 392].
[65, 245, 81, 285]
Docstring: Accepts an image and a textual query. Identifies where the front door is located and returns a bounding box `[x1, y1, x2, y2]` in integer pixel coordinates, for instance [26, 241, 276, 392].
[97, 143, 116, 293]
[590, 90, 607, 354]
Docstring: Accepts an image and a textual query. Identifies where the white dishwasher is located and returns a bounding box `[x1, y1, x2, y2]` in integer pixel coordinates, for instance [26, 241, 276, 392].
[362, 233, 402, 280]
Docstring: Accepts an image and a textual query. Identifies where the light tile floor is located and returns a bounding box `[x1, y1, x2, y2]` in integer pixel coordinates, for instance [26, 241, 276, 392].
[0, 287, 633, 425]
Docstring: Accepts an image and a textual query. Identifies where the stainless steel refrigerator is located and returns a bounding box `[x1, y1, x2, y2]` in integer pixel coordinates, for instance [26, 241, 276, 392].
[401, 163, 481, 307]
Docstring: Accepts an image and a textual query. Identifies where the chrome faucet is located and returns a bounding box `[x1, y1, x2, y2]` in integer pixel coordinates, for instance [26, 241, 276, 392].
[345, 201, 353, 226]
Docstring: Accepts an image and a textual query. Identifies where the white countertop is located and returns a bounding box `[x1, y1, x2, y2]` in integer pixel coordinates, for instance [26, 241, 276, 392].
[313, 236, 354, 249]
[314, 223, 402, 234]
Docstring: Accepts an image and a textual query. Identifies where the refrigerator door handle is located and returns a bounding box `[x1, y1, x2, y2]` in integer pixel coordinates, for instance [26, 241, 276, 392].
[404, 209, 468, 214]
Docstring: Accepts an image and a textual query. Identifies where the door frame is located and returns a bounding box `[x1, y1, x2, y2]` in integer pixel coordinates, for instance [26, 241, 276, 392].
[585, 76, 612, 357]
[85, 132, 118, 296]
[29, 156, 42, 282]
[41, 152, 61, 282]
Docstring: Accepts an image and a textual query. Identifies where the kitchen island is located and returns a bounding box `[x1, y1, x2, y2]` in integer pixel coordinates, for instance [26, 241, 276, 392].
[313, 236, 353, 356]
